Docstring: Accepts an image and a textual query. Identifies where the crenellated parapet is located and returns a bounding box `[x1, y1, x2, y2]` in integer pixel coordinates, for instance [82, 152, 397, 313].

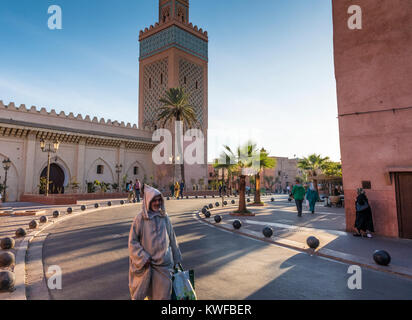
[0, 100, 140, 130]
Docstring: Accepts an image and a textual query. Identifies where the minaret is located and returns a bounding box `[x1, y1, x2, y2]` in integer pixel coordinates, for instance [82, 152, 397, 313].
[138, 0, 208, 190]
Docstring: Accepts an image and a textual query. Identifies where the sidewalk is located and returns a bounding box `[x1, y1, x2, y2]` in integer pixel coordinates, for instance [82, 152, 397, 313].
[200, 195, 412, 278]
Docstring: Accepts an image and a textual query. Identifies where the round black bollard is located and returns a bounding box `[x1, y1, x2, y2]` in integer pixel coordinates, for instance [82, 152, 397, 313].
[167, 197, 170, 200]
[247, 198, 251, 203]
[204, 195, 207, 199]
[0, 252, 15, 268]
[67, 207, 73, 214]
[215, 202, 220, 207]
[0, 271, 15, 292]
[1, 237, 15, 250]
[120, 200, 125, 205]
[214, 215, 222, 223]
[186, 196, 189, 199]
[39, 216, 48, 224]
[231, 200, 235, 204]
[29, 220, 38, 230]
[306, 236, 320, 250]
[263, 226, 274, 238]
[205, 211, 211, 218]
[15, 228, 26, 238]
[81, 205, 86, 211]
[271, 198, 275, 202]
[201, 208, 208, 215]
[94, 203, 99, 209]
[209, 204, 213, 209]
[107, 201, 112, 207]
[223, 201, 228, 206]
[132, 199, 137, 203]
[373, 250, 391, 266]
[53, 210, 60, 218]
[212, 195, 215, 198]
[195, 196, 198, 199]
[233, 220, 242, 230]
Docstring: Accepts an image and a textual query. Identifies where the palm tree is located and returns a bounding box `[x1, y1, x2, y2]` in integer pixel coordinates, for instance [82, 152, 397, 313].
[157, 87, 198, 186]
[297, 154, 330, 191]
[253, 148, 276, 205]
[223, 141, 257, 214]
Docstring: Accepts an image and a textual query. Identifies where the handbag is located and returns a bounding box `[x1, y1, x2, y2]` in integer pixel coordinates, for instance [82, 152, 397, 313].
[356, 201, 369, 212]
[171, 263, 197, 300]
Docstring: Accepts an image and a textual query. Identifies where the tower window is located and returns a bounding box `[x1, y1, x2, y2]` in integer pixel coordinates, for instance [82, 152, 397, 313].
[182, 15, 185, 23]
[97, 165, 104, 174]
[196, 81, 198, 89]
[134, 167, 139, 175]
[184, 76, 187, 85]
[163, 16, 166, 23]
[149, 78, 152, 89]
[161, 73, 163, 84]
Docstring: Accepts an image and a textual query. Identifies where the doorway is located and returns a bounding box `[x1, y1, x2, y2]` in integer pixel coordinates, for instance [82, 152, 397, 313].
[395, 173, 412, 239]
[40, 164, 65, 194]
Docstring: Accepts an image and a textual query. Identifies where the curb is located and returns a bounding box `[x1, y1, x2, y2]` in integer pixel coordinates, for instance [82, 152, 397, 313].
[0, 202, 138, 300]
[194, 207, 412, 280]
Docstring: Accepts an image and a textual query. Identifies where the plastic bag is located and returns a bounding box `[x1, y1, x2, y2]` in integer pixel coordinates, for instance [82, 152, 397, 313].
[172, 265, 197, 300]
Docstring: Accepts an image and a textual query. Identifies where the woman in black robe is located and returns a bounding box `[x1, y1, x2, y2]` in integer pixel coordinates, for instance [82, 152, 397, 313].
[354, 188, 374, 238]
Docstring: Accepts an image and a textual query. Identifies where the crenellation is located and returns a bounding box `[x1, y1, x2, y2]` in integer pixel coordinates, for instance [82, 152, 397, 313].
[139, 19, 207, 41]
[0, 100, 140, 131]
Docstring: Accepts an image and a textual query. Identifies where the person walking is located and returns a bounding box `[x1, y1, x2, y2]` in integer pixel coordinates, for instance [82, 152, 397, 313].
[353, 188, 375, 238]
[292, 179, 306, 217]
[134, 179, 141, 203]
[169, 184, 174, 198]
[174, 181, 180, 199]
[128, 185, 183, 300]
[306, 183, 320, 214]
[179, 181, 185, 199]
[128, 181, 135, 203]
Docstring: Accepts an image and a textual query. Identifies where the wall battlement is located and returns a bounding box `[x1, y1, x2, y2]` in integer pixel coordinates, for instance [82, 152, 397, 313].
[0, 100, 139, 130]
[139, 19, 208, 42]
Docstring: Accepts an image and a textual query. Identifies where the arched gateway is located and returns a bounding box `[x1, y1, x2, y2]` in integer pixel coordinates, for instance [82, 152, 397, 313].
[40, 164, 65, 194]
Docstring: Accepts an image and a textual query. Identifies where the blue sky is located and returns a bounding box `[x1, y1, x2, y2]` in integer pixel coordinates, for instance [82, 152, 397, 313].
[0, 0, 340, 161]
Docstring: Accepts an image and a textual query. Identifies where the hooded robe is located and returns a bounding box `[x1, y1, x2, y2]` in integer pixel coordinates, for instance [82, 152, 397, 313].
[128, 185, 182, 300]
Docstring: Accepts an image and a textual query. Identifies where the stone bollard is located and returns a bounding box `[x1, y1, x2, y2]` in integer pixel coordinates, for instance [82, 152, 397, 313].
[204, 196, 207, 199]
[29, 220, 38, 230]
[53, 210, 60, 218]
[94, 203, 99, 209]
[233, 220, 242, 230]
[231, 200, 235, 204]
[208, 204, 213, 209]
[81, 205, 86, 211]
[214, 215, 222, 223]
[1, 237, 15, 250]
[40, 216, 48, 224]
[215, 202, 220, 207]
[67, 207, 73, 214]
[0, 252, 15, 268]
[263, 226, 274, 238]
[223, 201, 228, 206]
[306, 236, 320, 250]
[373, 250, 391, 266]
[15, 228, 26, 238]
[107, 201, 112, 207]
[271, 198, 275, 202]
[205, 211, 211, 218]
[120, 200, 125, 205]
[0, 270, 16, 292]
[201, 208, 208, 215]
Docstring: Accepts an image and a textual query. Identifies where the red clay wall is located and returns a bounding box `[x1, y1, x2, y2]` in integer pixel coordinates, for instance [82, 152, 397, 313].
[332, 0, 412, 237]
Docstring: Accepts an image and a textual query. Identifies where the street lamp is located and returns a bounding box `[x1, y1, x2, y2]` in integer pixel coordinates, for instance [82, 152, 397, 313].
[40, 138, 60, 196]
[115, 164, 123, 192]
[2, 158, 11, 203]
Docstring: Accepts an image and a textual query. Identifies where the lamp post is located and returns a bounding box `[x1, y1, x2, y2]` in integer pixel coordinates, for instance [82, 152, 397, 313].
[115, 164, 123, 192]
[40, 139, 60, 196]
[2, 158, 11, 203]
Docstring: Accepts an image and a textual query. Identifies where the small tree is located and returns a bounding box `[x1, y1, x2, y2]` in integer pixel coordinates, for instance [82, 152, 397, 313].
[298, 154, 330, 192]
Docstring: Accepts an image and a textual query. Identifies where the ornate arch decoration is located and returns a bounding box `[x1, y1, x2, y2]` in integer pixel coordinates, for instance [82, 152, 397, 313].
[37, 156, 71, 187]
[126, 160, 147, 179]
[86, 158, 115, 183]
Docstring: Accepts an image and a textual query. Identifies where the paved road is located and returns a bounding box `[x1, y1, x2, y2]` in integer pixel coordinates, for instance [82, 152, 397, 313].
[39, 198, 412, 300]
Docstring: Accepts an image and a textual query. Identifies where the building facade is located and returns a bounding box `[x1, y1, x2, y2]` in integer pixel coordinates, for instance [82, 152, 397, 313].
[0, 101, 156, 202]
[333, 0, 412, 238]
[138, 0, 209, 190]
